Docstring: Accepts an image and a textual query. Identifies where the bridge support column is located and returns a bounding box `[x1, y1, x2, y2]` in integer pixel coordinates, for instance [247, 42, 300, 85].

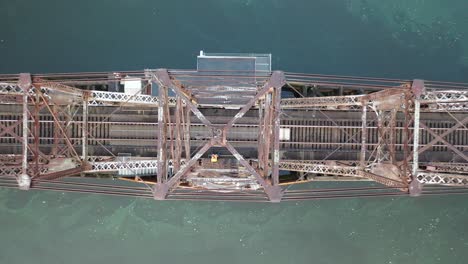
[19, 73, 31, 190]
[156, 78, 168, 187]
[360, 102, 367, 169]
[82, 92, 88, 161]
[271, 83, 282, 187]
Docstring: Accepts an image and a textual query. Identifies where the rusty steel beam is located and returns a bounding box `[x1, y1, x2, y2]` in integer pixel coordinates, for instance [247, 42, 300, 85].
[281, 94, 364, 108]
[257, 99, 264, 174]
[411, 80, 424, 180]
[359, 171, 406, 189]
[183, 105, 191, 160]
[152, 69, 213, 128]
[174, 98, 183, 171]
[279, 160, 360, 177]
[38, 92, 81, 160]
[360, 102, 367, 168]
[32, 90, 40, 177]
[225, 71, 285, 130]
[225, 142, 282, 202]
[153, 141, 212, 200]
[35, 166, 84, 181]
[271, 85, 281, 186]
[36, 79, 84, 97]
[362, 88, 408, 102]
[389, 110, 397, 163]
[165, 89, 175, 178]
[261, 92, 272, 176]
[401, 92, 413, 183]
[156, 81, 168, 184]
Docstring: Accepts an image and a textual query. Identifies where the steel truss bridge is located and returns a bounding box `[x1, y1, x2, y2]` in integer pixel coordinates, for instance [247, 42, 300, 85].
[1, 54, 468, 202]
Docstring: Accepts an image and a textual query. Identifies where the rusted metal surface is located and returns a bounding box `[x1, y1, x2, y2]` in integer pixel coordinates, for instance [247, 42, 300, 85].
[156, 78, 168, 185]
[360, 102, 367, 169]
[271, 84, 282, 186]
[2, 59, 468, 201]
[19, 73, 31, 190]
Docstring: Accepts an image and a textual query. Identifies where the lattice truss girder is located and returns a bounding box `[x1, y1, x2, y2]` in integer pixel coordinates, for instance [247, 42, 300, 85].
[281, 94, 364, 109]
[421, 90, 468, 103]
[86, 159, 159, 173]
[417, 172, 468, 185]
[3, 80, 468, 110]
[279, 160, 359, 177]
[88, 90, 177, 106]
[281, 89, 468, 112]
[420, 90, 468, 112]
[427, 163, 468, 174]
[1, 82, 170, 107]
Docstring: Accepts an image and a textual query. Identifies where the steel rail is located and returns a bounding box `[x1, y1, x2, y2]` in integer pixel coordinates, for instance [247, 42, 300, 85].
[32, 179, 152, 192]
[1, 179, 468, 201]
[285, 79, 401, 90]
[2, 71, 467, 89]
[284, 72, 410, 82]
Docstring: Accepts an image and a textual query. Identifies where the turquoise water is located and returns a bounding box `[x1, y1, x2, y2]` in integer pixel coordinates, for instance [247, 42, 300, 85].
[1, 0, 467, 81]
[1, 1, 468, 263]
[1, 188, 467, 264]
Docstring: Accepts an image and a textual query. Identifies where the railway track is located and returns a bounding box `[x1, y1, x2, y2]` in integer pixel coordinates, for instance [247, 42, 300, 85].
[1, 110, 467, 161]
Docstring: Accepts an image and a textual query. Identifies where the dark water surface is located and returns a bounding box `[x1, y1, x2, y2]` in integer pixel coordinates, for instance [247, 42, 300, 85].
[1, 0, 468, 263]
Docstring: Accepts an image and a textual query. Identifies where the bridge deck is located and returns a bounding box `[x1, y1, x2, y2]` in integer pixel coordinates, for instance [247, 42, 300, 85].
[1, 67, 468, 202]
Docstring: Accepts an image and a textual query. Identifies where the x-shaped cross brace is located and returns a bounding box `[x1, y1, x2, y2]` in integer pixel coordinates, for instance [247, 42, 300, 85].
[151, 69, 285, 201]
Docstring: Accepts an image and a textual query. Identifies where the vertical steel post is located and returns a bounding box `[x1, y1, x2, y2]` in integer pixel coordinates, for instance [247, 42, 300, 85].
[262, 92, 272, 175]
[411, 80, 425, 177]
[22, 82, 29, 174]
[409, 79, 425, 196]
[402, 92, 412, 183]
[51, 105, 59, 156]
[257, 99, 264, 173]
[156, 79, 168, 185]
[389, 109, 397, 164]
[174, 97, 183, 171]
[360, 102, 367, 168]
[19, 73, 31, 190]
[412, 99, 420, 176]
[164, 94, 174, 180]
[272, 86, 282, 186]
[33, 90, 40, 176]
[184, 106, 191, 160]
[82, 93, 88, 161]
[376, 111, 384, 162]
